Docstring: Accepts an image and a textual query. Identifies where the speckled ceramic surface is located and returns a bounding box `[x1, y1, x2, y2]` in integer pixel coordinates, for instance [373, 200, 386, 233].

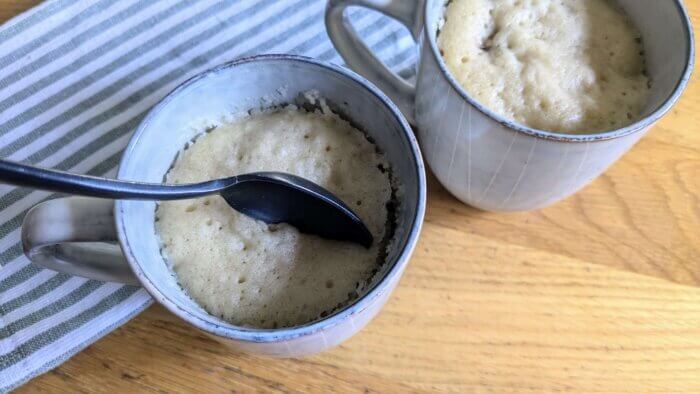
[22, 55, 426, 357]
[327, 0, 694, 211]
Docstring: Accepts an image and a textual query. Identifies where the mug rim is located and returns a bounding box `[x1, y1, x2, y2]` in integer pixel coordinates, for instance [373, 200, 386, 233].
[115, 54, 427, 343]
[423, 0, 695, 142]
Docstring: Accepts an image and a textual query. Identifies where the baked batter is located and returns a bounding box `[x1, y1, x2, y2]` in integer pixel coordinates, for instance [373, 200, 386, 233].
[438, 0, 649, 133]
[156, 106, 392, 328]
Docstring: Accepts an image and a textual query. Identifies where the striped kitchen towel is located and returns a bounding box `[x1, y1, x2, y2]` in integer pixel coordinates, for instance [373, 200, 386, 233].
[0, 0, 416, 390]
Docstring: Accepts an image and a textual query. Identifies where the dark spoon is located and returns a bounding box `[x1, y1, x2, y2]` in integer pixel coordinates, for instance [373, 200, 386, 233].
[0, 160, 373, 247]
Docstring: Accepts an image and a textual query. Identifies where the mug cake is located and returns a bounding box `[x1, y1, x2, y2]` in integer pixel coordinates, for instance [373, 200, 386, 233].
[156, 100, 396, 329]
[438, 0, 650, 134]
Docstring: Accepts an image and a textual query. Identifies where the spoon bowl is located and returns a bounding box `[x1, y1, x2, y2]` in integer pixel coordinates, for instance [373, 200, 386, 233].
[223, 172, 373, 247]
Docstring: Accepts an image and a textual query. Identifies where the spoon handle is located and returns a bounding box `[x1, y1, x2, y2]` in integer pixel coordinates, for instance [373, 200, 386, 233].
[0, 160, 229, 200]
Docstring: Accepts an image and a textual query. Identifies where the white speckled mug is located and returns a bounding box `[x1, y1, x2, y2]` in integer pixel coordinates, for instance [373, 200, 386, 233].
[326, 0, 694, 211]
[21, 55, 426, 357]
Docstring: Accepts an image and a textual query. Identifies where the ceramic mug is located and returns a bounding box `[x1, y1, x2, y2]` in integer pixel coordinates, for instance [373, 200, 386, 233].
[21, 55, 426, 357]
[326, 0, 694, 211]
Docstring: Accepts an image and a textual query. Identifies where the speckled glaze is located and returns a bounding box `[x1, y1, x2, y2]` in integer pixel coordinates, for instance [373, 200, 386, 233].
[22, 55, 426, 357]
[326, 0, 694, 211]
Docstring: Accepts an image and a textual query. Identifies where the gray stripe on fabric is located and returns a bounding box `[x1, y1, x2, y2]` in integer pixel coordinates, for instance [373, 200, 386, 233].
[0, 260, 40, 289]
[317, 15, 394, 61]
[0, 0, 258, 138]
[0, 285, 140, 371]
[0, 192, 44, 235]
[281, 7, 371, 56]
[0, 188, 38, 212]
[0, 281, 103, 339]
[33, 113, 146, 173]
[1, 273, 71, 315]
[0, 0, 119, 70]
[375, 27, 411, 53]
[286, 6, 370, 55]
[386, 44, 418, 68]
[86, 150, 123, 179]
[0, 0, 75, 46]
[0, 0, 167, 98]
[241, 10, 324, 57]
[0, 192, 68, 240]
[1, 291, 152, 392]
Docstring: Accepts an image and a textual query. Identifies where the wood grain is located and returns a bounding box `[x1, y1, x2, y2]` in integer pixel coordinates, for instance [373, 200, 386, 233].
[0, 0, 42, 24]
[14, 0, 700, 392]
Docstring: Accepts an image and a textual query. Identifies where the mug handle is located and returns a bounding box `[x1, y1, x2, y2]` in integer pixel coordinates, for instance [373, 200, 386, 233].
[325, 0, 424, 123]
[21, 196, 139, 285]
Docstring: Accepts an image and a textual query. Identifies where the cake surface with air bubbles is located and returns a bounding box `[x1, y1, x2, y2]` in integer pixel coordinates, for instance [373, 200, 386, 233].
[156, 104, 393, 329]
[438, 0, 650, 134]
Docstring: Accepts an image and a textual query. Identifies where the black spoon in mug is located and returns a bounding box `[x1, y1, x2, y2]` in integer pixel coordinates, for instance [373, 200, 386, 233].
[0, 160, 373, 248]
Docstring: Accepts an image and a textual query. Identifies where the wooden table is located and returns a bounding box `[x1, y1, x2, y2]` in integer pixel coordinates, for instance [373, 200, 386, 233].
[5, 0, 700, 391]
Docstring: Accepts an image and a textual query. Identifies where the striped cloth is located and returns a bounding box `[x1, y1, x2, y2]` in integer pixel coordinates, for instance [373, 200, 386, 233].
[0, 0, 416, 390]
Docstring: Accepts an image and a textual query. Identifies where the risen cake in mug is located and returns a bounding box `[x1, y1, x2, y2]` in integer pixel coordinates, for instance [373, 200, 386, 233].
[438, 0, 650, 134]
[156, 104, 394, 329]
